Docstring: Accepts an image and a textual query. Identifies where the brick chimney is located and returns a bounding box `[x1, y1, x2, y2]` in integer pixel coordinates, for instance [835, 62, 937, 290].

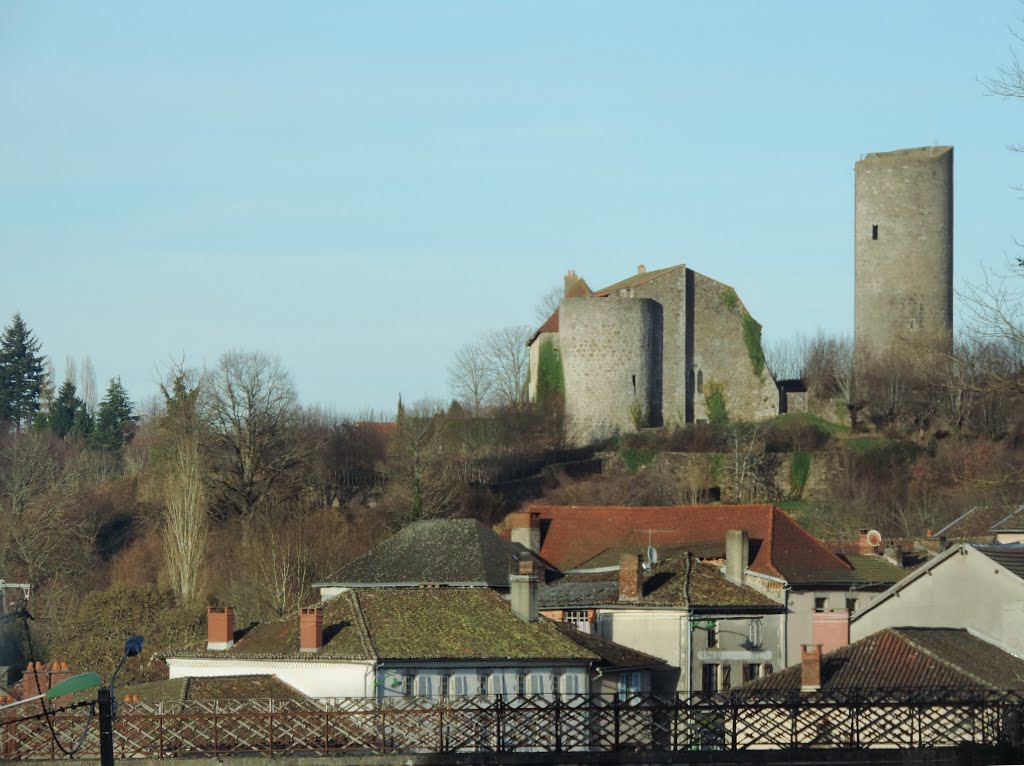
[857, 529, 876, 555]
[564, 270, 580, 297]
[48, 661, 73, 705]
[637, 264, 647, 274]
[207, 606, 235, 651]
[801, 644, 822, 692]
[509, 511, 541, 553]
[725, 529, 749, 586]
[510, 558, 539, 622]
[618, 554, 643, 602]
[300, 607, 324, 652]
[812, 610, 849, 655]
[21, 662, 44, 698]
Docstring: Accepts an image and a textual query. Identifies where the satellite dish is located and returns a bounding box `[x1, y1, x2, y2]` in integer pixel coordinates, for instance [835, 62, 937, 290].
[647, 545, 658, 566]
[866, 529, 882, 547]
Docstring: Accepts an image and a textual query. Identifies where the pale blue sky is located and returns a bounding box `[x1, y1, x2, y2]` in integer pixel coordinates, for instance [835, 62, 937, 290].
[1, 2, 1021, 414]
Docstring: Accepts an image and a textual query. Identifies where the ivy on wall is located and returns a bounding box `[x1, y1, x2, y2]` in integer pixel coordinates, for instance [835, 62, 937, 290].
[536, 337, 564, 405]
[704, 381, 729, 425]
[741, 313, 766, 378]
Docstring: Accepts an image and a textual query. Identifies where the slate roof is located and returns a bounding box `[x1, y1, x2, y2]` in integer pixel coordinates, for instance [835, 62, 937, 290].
[524, 504, 853, 586]
[550, 622, 667, 669]
[316, 518, 543, 589]
[934, 505, 1024, 540]
[538, 552, 782, 611]
[973, 543, 1024, 579]
[169, 589, 596, 663]
[739, 628, 1024, 692]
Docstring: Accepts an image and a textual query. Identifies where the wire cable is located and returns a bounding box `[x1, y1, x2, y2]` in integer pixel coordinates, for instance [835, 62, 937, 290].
[18, 603, 97, 757]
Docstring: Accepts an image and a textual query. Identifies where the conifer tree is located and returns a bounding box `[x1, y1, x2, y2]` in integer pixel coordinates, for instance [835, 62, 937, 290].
[0, 313, 46, 432]
[91, 377, 137, 451]
[48, 379, 84, 439]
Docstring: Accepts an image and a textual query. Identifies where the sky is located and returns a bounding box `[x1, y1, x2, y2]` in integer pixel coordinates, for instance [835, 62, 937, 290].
[1, 2, 1022, 416]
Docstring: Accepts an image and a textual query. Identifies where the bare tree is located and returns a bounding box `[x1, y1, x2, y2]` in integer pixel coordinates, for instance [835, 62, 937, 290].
[157, 365, 209, 602]
[725, 422, 775, 503]
[79, 355, 97, 416]
[764, 334, 806, 381]
[534, 286, 563, 325]
[484, 325, 531, 407]
[447, 341, 495, 413]
[202, 351, 308, 516]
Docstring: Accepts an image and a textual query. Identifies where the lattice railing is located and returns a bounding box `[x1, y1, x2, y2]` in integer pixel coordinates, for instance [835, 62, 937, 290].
[3, 690, 1023, 760]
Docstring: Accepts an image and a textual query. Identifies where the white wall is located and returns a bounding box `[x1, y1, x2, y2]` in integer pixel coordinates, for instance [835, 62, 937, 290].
[167, 657, 374, 699]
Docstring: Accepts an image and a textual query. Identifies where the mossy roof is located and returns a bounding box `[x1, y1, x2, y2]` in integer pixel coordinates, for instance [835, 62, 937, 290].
[539, 553, 781, 611]
[169, 588, 596, 663]
[316, 518, 541, 588]
[117, 676, 307, 705]
[593, 265, 682, 296]
[357, 589, 596, 661]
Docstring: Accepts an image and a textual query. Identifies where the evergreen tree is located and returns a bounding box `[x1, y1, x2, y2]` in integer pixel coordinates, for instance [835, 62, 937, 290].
[0, 313, 46, 432]
[48, 379, 83, 439]
[69, 402, 93, 443]
[91, 377, 137, 451]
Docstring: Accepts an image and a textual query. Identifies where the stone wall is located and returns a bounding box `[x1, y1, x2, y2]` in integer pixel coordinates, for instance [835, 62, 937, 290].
[561, 297, 663, 444]
[691, 273, 779, 423]
[527, 331, 559, 401]
[624, 267, 688, 426]
[854, 146, 953, 374]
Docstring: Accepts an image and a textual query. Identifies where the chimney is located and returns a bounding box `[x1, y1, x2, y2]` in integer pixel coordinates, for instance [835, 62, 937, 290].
[800, 644, 822, 693]
[300, 607, 324, 652]
[48, 661, 73, 705]
[509, 511, 541, 553]
[21, 662, 44, 699]
[618, 554, 643, 602]
[883, 545, 904, 568]
[812, 610, 849, 654]
[637, 264, 647, 274]
[857, 529, 875, 555]
[207, 607, 235, 651]
[510, 558, 539, 622]
[725, 529, 749, 586]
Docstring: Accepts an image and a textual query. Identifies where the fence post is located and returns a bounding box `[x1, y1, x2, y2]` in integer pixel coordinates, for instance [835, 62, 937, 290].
[269, 708, 274, 756]
[553, 693, 561, 752]
[613, 693, 621, 749]
[496, 695, 504, 752]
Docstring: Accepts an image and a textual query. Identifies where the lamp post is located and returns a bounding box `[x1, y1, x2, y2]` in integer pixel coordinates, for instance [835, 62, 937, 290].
[99, 635, 144, 766]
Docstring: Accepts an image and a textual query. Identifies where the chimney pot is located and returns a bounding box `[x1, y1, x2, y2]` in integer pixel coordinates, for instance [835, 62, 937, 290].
[207, 606, 235, 651]
[300, 607, 324, 653]
[801, 644, 823, 693]
[618, 554, 643, 602]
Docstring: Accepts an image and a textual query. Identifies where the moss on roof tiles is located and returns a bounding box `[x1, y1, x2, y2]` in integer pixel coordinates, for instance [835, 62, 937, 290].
[356, 589, 596, 661]
[594, 266, 682, 296]
[318, 518, 534, 588]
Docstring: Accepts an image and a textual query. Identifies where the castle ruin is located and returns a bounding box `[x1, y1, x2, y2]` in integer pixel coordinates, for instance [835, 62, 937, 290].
[528, 265, 779, 445]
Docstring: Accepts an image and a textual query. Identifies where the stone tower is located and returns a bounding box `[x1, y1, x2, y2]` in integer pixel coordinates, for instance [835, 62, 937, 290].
[854, 146, 953, 374]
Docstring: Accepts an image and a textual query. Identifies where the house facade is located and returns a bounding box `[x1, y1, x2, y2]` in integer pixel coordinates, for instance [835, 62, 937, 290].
[851, 543, 1024, 654]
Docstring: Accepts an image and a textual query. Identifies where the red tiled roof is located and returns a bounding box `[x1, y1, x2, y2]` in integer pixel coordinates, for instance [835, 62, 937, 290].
[523, 504, 851, 584]
[740, 628, 1024, 691]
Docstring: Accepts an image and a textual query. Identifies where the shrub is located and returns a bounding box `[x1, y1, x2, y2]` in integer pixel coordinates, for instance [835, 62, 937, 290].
[721, 287, 739, 311]
[704, 382, 729, 425]
[741, 313, 765, 378]
[789, 451, 812, 499]
[536, 338, 564, 405]
[628, 400, 648, 430]
[621, 447, 658, 474]
[709, 453, 725, 484]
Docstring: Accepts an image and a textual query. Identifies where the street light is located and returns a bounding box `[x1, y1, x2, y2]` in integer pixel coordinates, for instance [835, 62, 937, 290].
[99, 635, 144, 766]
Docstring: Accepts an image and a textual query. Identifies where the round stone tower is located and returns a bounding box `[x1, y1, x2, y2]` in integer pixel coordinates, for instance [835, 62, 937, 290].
[854, 146, 953, 373]
[560, 296, 662, 445]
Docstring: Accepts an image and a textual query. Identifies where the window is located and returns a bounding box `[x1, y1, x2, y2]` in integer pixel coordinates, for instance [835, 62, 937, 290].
[632, 375, 637, 396]
[846, 597, 858, 614]
[814, 597, 828, 613]
[402, 674, 413, 697]
[742, 664, 759, 684]
[478, 673, 491, 696]
[452, 674, 468, 696]
[748, 620, 762, 648]
[565, 610, 589, 627]
[701, 664, 719, 694]
[516, 672, 527, 697]
[414, 674, 433, 697]
[696, 369, 704, 394]
[440, 674, 450, 698]
[617, 671, 642, 701]
[871, 224, 879, 240]
[552, 672, 562, 696]
[706, 623, 719, 649]
[720, 664, 732, 692]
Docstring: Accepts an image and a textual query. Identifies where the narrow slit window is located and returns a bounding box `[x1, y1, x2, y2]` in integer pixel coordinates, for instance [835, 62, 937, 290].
[632, 375, 636, 395]
[871, 224, 879, 241]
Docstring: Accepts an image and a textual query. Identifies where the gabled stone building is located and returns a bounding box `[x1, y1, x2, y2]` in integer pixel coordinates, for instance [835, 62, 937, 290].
[527, 264, 779, 445]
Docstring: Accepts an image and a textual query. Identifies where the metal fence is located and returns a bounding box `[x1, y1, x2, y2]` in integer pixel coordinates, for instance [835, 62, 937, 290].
[3, 690, 1023, 760]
